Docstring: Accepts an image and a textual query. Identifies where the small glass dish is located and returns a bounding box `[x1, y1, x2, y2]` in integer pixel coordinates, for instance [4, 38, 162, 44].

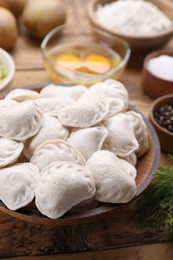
[40, 24, 131, 86]
[0, 48, 15, 91]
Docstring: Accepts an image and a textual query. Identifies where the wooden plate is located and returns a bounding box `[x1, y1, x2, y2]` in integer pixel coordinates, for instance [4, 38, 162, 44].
[0, 83, 160, 225]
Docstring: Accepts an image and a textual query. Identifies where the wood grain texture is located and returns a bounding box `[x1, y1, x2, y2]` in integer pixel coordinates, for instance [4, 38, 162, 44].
[0, 203, 165, 259]
[3, 243, 173, 260]
[0, 0, 173, 258]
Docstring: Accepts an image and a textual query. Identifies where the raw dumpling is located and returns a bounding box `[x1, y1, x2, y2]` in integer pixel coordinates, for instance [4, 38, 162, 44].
[0, 101, 43, 141]
[34, 96, 74, 116]
[87, 150, 137, 203]
[0, 138, 24, 168]
[31, 139, 86, 170]
[126, 111, 149, 157]
[103, 113, 139, 157]
[4, 88, 41, 102]
[119, 157, 137, 179]
[58, 95, 109, 128]
[23, 115, 69, 159]
[0, 163, 39, 210]
[35, 161, 96, 219]
[106, 97, 127, 117]
[119, 152, 137, 167]
[67, 124, 108, 160]
[40, 84, 87, 100]
[0, 99, 18, 109]
[89, 79, 129, 109]
[79, 90, 126, 118]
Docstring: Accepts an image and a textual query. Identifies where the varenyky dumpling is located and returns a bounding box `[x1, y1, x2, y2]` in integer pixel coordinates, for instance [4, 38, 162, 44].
[103, 113, 139, 157]
[0, 99, 18, 109]
[0, 101, 43, 141]
[40, 84, 87, 101]
[119, 157, 137, 179]
[67, 124, 108, 160]
[0, 163, 39, 210]
[23, 115, 69, 159]
[31, 139, 86, 170]
[57, 95, 109, 128]
[126, 111, 149, 157]
[119, 152, 137, 167]
[35, 161, 96, 219]
[87, 150, 137, 203]
[78, 91, 126, 118]
[89, 79, 129, 109]
[0, 137, 24, 168]
[34, 96, 74, 116]
[4, 88, 41, 102]
[106, 97, 127, 117]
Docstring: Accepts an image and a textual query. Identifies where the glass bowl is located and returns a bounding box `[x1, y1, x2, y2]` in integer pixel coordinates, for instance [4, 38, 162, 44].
[40, 24, 131, 86]
[0, 48, 15, 91]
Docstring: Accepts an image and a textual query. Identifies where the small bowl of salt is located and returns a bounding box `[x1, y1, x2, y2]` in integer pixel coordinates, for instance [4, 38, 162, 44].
[141, 50, 173, 99]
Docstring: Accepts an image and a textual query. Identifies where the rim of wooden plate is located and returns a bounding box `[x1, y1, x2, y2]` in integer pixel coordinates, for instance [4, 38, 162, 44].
[0, 83, 161, 226]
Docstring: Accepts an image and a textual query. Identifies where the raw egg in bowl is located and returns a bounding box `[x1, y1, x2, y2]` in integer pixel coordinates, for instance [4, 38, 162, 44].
[40, 24, 131, 86]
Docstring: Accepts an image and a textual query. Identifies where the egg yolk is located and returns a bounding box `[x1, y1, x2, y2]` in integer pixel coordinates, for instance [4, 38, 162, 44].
[55, 54, 112, 74]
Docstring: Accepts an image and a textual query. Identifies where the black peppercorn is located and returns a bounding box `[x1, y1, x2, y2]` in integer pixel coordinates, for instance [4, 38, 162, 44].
[154, 104, 173, 132]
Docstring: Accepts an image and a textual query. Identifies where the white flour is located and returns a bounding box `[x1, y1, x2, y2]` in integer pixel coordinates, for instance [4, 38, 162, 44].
[148, 55, 173, 81]
[95, 0, 172, 36]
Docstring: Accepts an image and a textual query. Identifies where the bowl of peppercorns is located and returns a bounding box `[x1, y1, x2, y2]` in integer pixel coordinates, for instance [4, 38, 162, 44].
[149, 94, 173, 153]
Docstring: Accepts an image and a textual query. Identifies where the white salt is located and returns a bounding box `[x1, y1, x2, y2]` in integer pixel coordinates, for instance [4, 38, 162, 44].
[95, 0, 172, 36]
[148, 55, 173, 81]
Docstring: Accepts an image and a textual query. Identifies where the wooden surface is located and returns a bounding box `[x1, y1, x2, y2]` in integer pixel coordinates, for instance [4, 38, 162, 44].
[1, 0, 173, 259]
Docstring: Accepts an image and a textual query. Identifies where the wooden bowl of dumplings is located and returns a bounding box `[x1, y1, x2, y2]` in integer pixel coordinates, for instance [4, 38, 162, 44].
[0, 80, 160, 225]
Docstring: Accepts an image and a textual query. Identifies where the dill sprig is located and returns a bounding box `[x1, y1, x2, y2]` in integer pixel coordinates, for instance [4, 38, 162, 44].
[132, 158, 173, 242]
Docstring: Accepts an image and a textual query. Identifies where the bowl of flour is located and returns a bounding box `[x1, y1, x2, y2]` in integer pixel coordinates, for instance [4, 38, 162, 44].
[87, 0, 173, 53]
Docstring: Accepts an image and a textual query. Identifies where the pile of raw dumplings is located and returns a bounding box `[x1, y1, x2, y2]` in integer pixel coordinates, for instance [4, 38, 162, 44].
[0, 79, 149, 219]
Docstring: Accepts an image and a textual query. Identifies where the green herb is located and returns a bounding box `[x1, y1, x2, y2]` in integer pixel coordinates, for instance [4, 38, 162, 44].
[132, 156, 173, 242]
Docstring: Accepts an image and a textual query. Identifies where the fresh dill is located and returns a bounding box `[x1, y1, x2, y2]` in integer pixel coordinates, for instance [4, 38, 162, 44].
[132, 157, 173, 242]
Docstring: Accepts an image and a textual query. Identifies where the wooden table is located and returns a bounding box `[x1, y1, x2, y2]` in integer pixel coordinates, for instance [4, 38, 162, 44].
[1, 0, 173, 259]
